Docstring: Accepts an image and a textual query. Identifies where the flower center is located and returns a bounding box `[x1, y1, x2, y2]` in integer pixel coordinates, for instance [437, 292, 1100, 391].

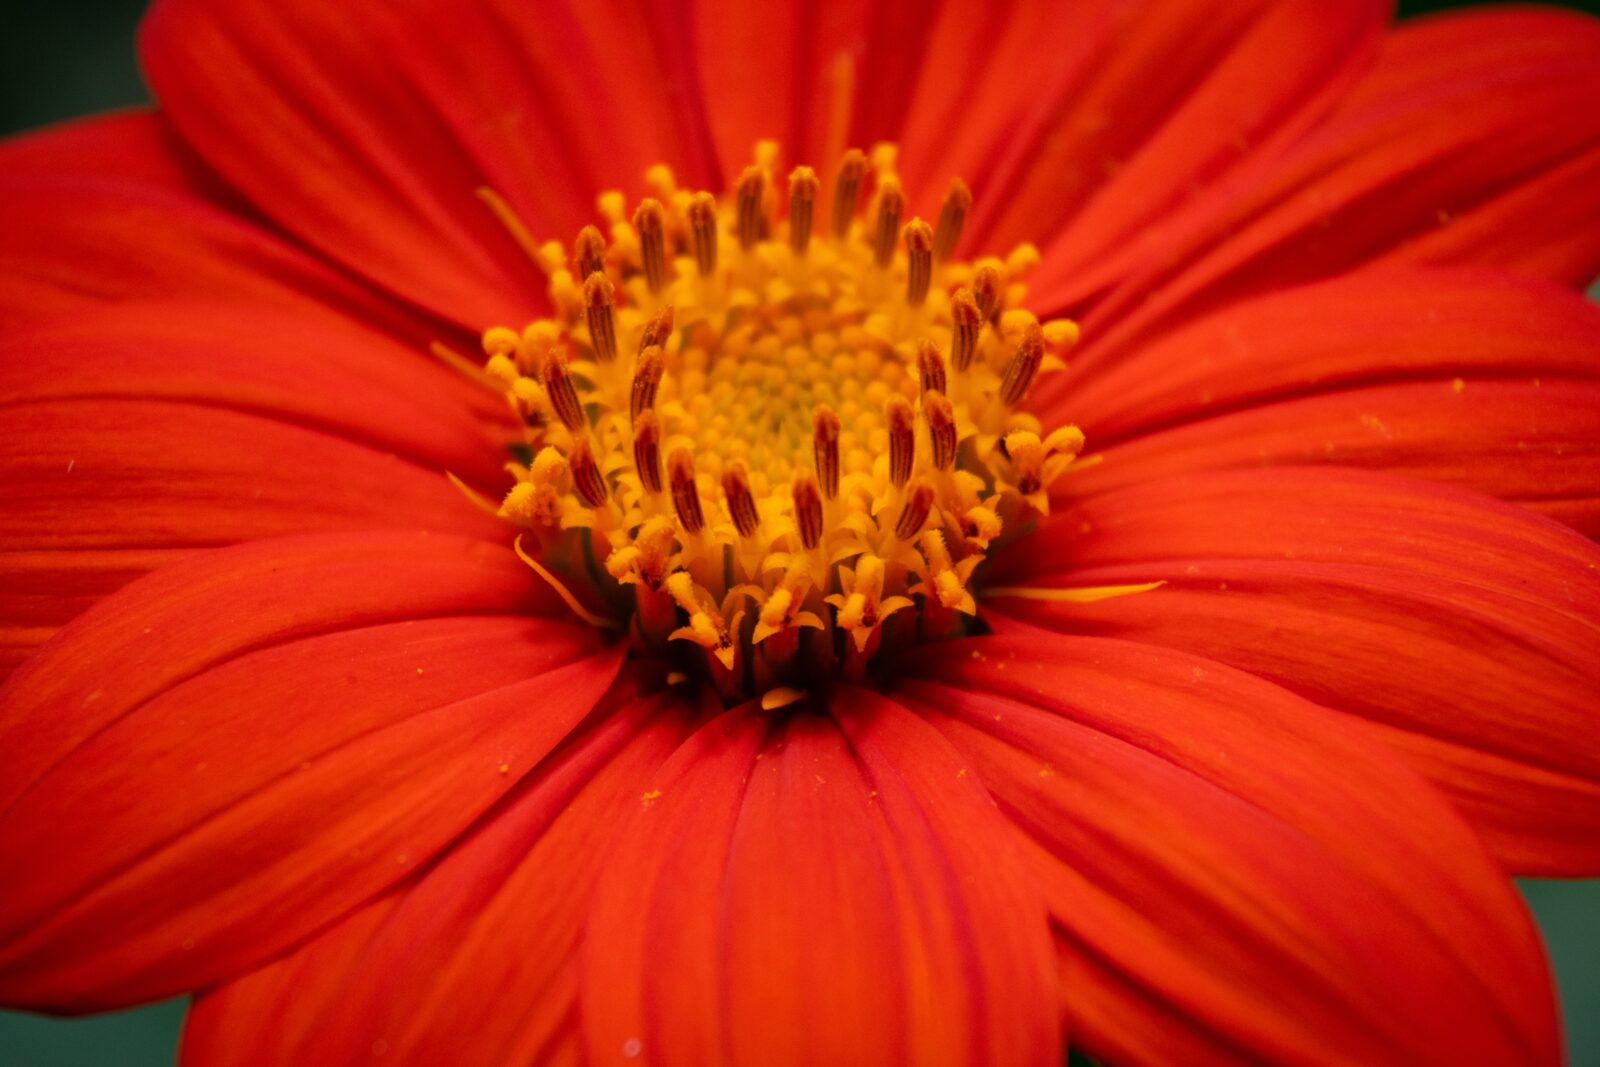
[478, 142, 1084, 704]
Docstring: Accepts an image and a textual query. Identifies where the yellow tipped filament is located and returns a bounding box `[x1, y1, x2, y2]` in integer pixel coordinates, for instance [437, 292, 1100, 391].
[933, 178, 971, 263]
[575, 225, 606, 280]
[788, 166, 817, 255]
[482, 142, 1082, 699]
[831, 148, 868, 239]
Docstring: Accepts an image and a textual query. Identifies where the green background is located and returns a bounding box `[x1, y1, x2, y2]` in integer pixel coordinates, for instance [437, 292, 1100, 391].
[1, 0, 1596, 1063]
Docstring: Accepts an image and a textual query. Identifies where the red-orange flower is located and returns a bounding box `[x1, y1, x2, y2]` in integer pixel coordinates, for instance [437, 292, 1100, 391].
[2, 1, 1599, 1065]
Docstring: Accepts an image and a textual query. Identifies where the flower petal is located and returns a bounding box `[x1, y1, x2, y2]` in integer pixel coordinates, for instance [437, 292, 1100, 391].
[580, 690, 1059, 1067]
[1064, 376, 1600, 535]
[0, 113, 419, 335]
[900, 632, 1561, 1066]
[0, 531, 622, 1009]
[1049, 6, 1600, 356]
[0, 304, 513, 676]
[140, 0, 720, 329]
[181, 671, 695, 1066]
[994, 468, 1600, 874]
[948, 0, 1385, 265]
[1048, 268, 1600, 443]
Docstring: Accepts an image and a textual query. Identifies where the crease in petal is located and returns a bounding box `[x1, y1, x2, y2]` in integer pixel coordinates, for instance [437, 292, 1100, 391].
[580, 690, 1058, 1067]
[993, 468, 1600, 874]
[0, 532, 623, 1010]
[897, 631, 1561, 1066]
[181, 670, 699, 1066]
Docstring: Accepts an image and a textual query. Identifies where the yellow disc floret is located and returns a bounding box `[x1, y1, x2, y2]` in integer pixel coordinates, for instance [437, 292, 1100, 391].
[481, 142, 1084, 699]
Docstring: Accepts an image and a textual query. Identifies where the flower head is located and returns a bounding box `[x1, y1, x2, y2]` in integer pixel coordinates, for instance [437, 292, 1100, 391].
[2, 1, 1600, 1065]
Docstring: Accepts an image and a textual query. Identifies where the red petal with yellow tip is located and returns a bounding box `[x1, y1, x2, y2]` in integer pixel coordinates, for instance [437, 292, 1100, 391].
[580, 691, 1059, 1067]
[0, 532, 623, 1010]
[899, 633, 1560, 1067]
[181, 673, 696, 1067]
[993, 468, 1600, 874]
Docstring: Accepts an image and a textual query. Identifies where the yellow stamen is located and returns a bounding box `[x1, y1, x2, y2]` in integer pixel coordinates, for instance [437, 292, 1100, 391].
[872, 177, 905, 268]
[915, 338, 946, 397]
[721, 463, 761, 538]
[633, 411, 664, 494]
[634, 199, 667, 293]
[476, 141, 1097, 699]
[668, 447, 705, 533]
[788, 166, 818, 255]
[932, 178, 971, 263]
[831, 148, 868, 239]
[568, 435, 609, 508]
[688, 192, 718, 277]
[540, 348, 587, 431]
[631, 345, 664, 420]
[813, 405, 841, 500]
[950, 289, 981, 372]
[904, 218, 933, 305]
[886, 394, 915, 489]
[736, 166, 766, 251]
[574, 225, 606, 281]
[1000, 322, 1045, 408]
[583, 272, 618, 363]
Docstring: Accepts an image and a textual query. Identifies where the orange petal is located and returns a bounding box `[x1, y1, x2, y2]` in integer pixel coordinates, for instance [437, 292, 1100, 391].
[901, 632, 1560, 1066]
[580, 692, 1059, 1067]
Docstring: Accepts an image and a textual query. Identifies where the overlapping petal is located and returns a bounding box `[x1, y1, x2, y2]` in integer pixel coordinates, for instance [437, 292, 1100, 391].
[900, 633, 1561, 1066]
[181, 672, 696, 1066]
[992, 468, 1600, 874]
[1036, 268, 1600, 533]
[0, 532, 623, 1009]
[580, 689, 1059, 1067]
[0, 112, 420, 335]
[0, 305, 511, 675]
[1040, 6, 1600, 353]
[140, 0, 723, 329]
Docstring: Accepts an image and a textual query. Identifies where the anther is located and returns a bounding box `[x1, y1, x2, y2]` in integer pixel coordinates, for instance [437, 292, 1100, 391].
[788, 166, 818, 255]
[639, 305, 674, 354]
[721, 463, 761, 538]
[668, 446, 705, 533]
[972, 264, 1003, 322]
[950, 289, 982, 372]
[924, 391, 957, 470]
[872, 177, 905, 268]
[831, 149, 868, 239]
[1000, 323, 1045, 407]
[633, 411, 663, 493]
[568, 435, 609, 508]
[631, 344, 664, 420]
[894, 480, 936, 540]
[575, 225, 606, 280]
[886, 394, 915, 488]
[541, 348, 587, 431]
[791, 471, 824, 550]
[736, 167, 765, 251]
[583, 272, 618, 363]
[633, 199, 667, 293]
[933, 178, 971, 263]
[812, 405, 841, 500]
[904, 218, 933, 305]
[688, 192, 718, 277]
[914, 339, 946, 397]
